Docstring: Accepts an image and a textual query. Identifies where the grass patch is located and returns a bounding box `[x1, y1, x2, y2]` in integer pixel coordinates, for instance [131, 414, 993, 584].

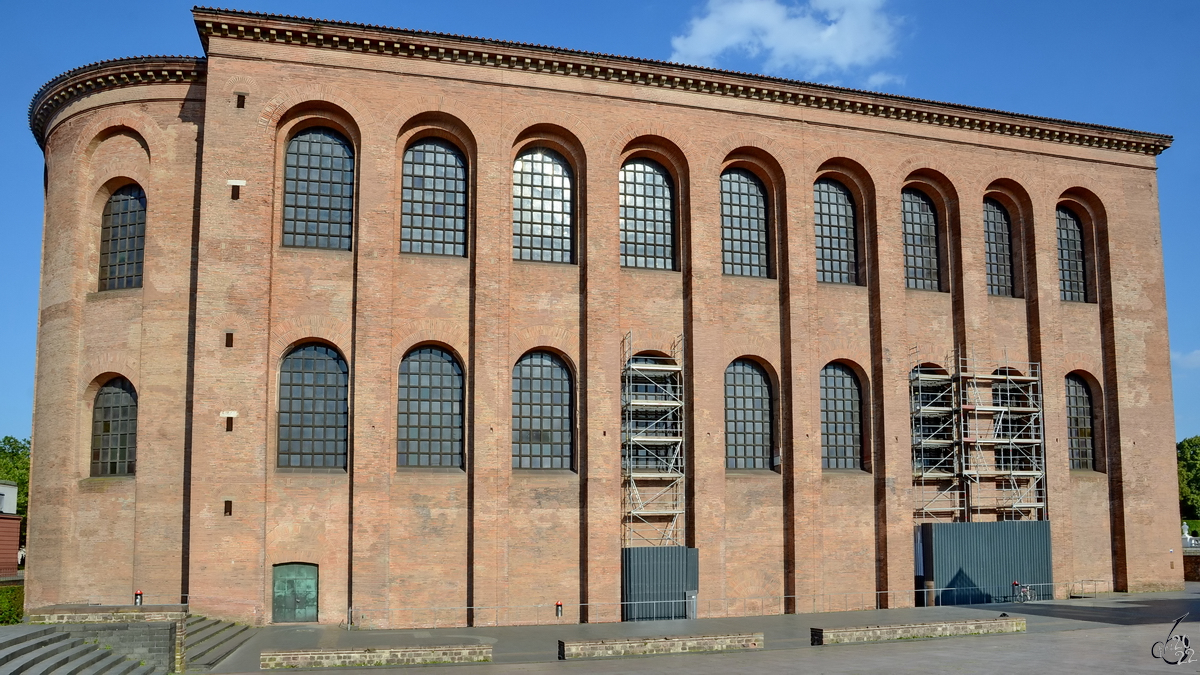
[0, 585, 23, 625]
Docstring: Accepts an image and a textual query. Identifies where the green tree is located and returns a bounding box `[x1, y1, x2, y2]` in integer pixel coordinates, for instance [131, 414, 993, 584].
[1178, 436, 1200, 520]
[0, 437, 30, 540]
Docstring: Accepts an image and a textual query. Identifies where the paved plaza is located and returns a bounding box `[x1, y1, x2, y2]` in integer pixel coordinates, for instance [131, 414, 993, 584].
[206, 583, 1200, 674]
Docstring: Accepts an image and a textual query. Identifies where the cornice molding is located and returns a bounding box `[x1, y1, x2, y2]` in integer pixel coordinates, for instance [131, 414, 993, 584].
[191, 7, 1171, 157]
[29, 56, 206, 149]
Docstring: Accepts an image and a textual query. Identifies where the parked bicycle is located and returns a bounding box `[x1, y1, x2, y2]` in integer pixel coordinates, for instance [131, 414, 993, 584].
[1011, 580, 1034, 603]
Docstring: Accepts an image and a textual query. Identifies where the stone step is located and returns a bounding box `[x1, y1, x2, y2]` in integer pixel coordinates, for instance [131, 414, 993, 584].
[0, 631, 72, 667]
[0, 626, 57, 651]
[187, 624, 253, 668]
[184, 619, 230, 649]
[43, 644, 110, 675]
[4, 636, 84, 673]
[72, 653, 142, 675]
[23, 642, 102, 675]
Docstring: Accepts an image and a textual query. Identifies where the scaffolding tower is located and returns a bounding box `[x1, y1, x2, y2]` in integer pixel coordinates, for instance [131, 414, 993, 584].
[911, 349, 1046, 523]
[622, 333, 686, 547]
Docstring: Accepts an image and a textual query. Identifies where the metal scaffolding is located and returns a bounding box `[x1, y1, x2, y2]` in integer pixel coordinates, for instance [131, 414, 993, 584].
[911, 350, 1046, 523]
[622, 332, 686, 547]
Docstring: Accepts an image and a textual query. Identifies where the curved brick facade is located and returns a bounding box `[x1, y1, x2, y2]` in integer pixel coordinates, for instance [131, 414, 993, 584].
[26, 8, 1180, 626]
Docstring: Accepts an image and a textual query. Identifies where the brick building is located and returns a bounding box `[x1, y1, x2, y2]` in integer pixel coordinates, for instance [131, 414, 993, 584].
[26, 7, 1181, 626]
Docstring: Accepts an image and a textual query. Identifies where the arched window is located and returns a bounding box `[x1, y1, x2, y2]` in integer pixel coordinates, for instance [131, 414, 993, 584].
[1065, 374, 1095, 470]
[278, 344, 349, 469]
[99, 184, 146, 291]
[1057, 206, 1087, 302]
[820, 363, 862, 469]
[283, 127, 355, 250]
[814, 178, 857, 284]
[397, 346, 464, 468]
[512, 147, 573, 263]
[91, 376, 137, 476]
[902, 188, 940, 290]
[721, 168, 768, 277]
[511, 351, 573, 469]
[401, 139, 468, 256]
[619, 159, 675, 270]
[724, 359, 773, 469]
[983, 199, 1015, 297]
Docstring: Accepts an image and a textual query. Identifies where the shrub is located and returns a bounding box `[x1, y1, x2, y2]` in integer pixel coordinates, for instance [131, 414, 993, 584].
[0, 585, 23, 625]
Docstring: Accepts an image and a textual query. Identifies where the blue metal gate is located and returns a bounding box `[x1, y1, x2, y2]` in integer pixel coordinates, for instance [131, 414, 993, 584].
[920, 520, 1052, 605]
[621, 546, 699, 621]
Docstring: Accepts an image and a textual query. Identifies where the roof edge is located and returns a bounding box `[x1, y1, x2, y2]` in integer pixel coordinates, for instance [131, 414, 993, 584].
[28, 56, 207, 149]
[191, 6, 1171, 155]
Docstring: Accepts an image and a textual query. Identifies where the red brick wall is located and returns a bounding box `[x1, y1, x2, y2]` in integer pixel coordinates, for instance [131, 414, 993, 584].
[26, 10, 1182, 625]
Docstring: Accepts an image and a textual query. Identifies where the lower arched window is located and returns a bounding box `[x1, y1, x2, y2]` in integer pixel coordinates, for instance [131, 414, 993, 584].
[397, 346, 464, 468]
[725, 359, 773, 469]
[512, 351, 573, 469]
[91, 376, 137, 476]
[1066, 374, 1095, 470]
[820, 363, 862, 469]
[278, 344, 349, 469]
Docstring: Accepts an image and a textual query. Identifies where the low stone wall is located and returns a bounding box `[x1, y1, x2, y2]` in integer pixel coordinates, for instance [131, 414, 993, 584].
[54, 622, 176, 673]
[558, 633, 764, 659]
[28, 604, 188, 672]
[260, 645, 492, 669]
[811, 618, 1026, 645]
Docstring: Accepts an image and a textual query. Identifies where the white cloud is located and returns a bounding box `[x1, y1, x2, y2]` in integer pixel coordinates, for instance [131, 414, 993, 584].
[670, 0, 899, 80]
[1174, 350, 1200, 369]
[865, 71, 904, 90]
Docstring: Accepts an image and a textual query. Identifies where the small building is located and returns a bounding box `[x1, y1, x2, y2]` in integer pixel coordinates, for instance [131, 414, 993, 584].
[0, 480, 19, 577]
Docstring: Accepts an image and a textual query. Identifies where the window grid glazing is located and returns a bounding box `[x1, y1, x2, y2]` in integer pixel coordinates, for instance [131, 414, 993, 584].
[1057, 207, 1087, 302]
[397, 347, 464, 468]
[512, 148, 573, 263]
[820, 363, 862, 469]
[99, 184, 146, 291]
[283, 128, 355, 250]
[1066, 375, 1095, 470]
[814, 178, 857, 284]
[512, 352, 573, 469]
[402, 139, 468, 256]
[619, 160, 675, 270]
[91, 376, 137, 476]
[721, 169, 769, 277]
[278, 344, 349, 468]
[902, 188, 940, 290]
[983, 198, 1015, 297]
[725, 359, 773, 469]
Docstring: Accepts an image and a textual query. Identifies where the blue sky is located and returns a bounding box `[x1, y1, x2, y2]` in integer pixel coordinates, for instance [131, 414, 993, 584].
[1, 0, 1197, 440]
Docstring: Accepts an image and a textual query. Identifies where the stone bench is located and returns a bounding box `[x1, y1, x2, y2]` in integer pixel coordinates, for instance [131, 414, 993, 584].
[558, 633, 763, 659]
[811, 617, 1026, 645]
[260, 644, 491, 669]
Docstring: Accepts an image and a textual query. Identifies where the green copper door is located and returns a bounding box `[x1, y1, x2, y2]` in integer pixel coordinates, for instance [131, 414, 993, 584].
[272, 563, 318, 622]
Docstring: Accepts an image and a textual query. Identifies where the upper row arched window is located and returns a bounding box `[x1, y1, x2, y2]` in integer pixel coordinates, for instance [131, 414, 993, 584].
[619, 159, 676, 270]
[513, 148, 574, 263]
[402, 139, 468, 256]
[1057, 206, 1088, 302]
[99, 184, 146, 291]
[983, 199, 1015, 297]
[283, 127, 355, 250]
[721, 168, 769, 277]
[902, 188, 941, 291]
[814, 178, 858, 284]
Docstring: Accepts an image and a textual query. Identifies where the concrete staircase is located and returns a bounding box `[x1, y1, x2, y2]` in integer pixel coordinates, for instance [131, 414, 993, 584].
[182, 617, 255, 672]
[0, 625, 162, 674]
